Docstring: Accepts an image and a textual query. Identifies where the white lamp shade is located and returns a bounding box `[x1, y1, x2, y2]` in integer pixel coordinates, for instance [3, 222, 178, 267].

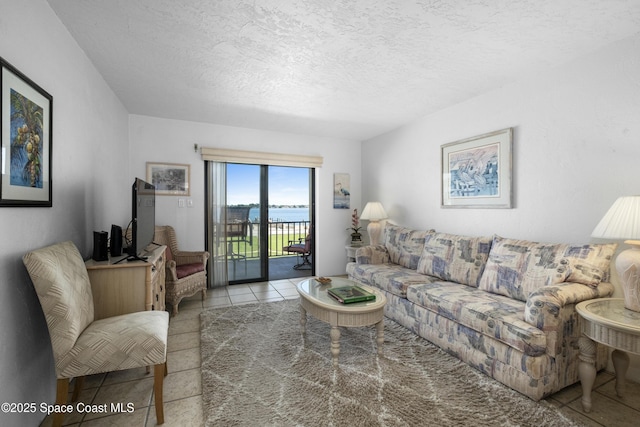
[591, 196, 640, 240]
[360, 202, 387, 221]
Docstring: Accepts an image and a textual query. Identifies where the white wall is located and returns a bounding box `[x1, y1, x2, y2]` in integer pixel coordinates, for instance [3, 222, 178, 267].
[362, 33, 640, 381]
[129, 114, 362, 277]
[0, 1, 130, 426]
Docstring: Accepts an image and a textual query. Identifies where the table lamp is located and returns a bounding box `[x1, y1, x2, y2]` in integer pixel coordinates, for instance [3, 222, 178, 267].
[591, 196, 640, 312]
[360, 202, 388, 246]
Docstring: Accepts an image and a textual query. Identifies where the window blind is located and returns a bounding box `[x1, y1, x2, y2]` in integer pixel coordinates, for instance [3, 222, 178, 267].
[200, 147, 323, 168]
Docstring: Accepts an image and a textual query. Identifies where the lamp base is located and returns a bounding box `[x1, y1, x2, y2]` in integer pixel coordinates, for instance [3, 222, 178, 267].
[367, 221, 383, 246]
[617, 242, 640, 312]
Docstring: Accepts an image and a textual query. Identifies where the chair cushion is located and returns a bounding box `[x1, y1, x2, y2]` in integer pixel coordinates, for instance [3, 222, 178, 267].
[176, 262, 205, 279]
[22, 241, 95, 360]
[57, 310, 169, 378]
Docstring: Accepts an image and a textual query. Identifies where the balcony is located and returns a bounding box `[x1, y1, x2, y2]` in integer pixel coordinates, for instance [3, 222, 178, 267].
[225, 220, 312, 282]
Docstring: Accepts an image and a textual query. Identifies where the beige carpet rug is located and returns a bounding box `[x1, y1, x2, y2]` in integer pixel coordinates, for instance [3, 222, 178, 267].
[200, 300, 579, 426]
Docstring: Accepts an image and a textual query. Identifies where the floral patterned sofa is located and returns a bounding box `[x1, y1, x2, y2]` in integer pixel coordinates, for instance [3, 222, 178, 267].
[346, 224, 617, 400]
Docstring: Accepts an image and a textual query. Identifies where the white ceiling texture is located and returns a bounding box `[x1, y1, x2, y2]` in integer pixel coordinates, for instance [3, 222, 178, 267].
[47, 0, 640, 141]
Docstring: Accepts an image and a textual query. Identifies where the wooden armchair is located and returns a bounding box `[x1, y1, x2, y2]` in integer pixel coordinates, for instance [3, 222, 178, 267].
[23, 241, 169, 426]
[154, 225, 209, 315]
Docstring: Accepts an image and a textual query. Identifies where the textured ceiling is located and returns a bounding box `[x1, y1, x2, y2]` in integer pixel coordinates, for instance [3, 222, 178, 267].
[47, 0, 640, 140]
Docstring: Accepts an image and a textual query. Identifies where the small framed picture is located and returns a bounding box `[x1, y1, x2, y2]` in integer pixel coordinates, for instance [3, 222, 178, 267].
[1, 57, 53, 207]
[441, 128, 513, 209]
[333, 172, 350, 209]
[146, 162, 190, 196]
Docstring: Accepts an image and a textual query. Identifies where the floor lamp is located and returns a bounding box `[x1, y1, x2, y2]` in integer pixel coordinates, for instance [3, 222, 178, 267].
[591, 195, 640, 312]
[360, 202, 388, 246]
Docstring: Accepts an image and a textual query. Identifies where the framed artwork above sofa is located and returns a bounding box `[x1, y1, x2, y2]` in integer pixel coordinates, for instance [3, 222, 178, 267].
[441, 127, 512, 209]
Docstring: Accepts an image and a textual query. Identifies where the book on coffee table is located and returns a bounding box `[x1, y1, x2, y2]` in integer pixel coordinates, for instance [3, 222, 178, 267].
[327, 285, 376, 304]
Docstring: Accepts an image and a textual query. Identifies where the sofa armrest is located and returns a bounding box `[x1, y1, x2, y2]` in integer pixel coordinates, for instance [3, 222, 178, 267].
[355, 245, 389, 264]
[525, 281, 614, 356]
[525, 282, 614, 327]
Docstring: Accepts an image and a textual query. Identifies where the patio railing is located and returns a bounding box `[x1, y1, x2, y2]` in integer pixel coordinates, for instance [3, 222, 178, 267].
[226, 220, 310, 259]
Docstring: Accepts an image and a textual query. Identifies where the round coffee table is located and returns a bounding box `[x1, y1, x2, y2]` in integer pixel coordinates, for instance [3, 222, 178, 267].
[296, 277, 387, 366]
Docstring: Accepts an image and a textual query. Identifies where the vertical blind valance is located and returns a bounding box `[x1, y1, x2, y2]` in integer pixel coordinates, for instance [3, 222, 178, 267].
[200, 147, 323, 168]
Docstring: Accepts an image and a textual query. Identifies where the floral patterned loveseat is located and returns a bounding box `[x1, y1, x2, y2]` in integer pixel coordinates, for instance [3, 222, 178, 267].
[346, 224, 617, 400]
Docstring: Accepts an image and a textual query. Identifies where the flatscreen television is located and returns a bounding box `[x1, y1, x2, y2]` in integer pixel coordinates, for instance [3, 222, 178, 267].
[129, 177, 156, 259]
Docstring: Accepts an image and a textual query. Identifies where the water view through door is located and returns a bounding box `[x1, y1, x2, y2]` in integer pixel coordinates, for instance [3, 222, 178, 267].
[226, 164, 314, 283]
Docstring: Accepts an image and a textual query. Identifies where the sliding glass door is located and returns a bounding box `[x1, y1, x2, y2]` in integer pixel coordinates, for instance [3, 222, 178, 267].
[267, 166, 314, 281]
[226, 163, 264, 282]
[221, 163, 314, 284]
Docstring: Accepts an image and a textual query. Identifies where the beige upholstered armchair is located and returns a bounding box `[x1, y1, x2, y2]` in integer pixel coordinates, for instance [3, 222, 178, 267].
[154, 225, 209, 315]
[23, 241, 169, 427]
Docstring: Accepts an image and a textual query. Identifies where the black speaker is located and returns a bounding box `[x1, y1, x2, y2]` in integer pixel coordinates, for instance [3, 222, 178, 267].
[110, 224, 123, 257]
[92, 231, 109, 261]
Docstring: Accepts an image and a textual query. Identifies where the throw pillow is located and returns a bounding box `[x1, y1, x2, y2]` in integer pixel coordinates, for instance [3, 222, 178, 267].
[384, 224, 434, 270]
[417, 232, 493, 287]
[479, 236, 571, 301]
[563, 243, 617, 286]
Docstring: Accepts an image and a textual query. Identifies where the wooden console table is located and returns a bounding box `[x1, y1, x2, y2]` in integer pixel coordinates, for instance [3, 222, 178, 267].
[85, 244, 166, 320]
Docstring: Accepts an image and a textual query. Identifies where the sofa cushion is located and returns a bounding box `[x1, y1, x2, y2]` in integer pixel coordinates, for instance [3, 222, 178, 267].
[478, 236, 571, 302]
[347, 262, 436, 298]
[563, 243, 616, 286]
[407, 281, 547, 356]
[384, 224, 434, 270]
[417, 232, 493, 287]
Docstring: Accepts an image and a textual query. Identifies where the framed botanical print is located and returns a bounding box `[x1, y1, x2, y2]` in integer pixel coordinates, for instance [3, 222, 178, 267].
[1, 57, 53, 207]
[441, 128, 513, 209]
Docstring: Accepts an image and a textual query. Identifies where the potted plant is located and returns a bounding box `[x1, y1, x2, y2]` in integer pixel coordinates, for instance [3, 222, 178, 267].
[347, 209, 362, 245]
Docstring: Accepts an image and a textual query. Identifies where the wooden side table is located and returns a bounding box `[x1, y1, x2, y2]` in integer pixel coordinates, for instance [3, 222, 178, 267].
[345, 245, 361, 262]
[576, 298, 640, 412]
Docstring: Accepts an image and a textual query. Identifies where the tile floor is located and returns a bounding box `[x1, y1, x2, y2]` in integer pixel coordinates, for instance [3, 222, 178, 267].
[39, 278, 640, 426]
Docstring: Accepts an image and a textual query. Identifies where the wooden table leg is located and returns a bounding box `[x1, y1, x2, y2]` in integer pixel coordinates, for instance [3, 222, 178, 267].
[612, 349, 630, 398]
[330, 326, 341, 367]
[376, 319, 384, 355]
[578, 336, 597, 412]
[299, 304, 307, 334]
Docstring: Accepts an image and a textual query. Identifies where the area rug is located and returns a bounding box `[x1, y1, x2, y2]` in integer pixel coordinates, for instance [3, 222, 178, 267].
[200, 300, 579, 426]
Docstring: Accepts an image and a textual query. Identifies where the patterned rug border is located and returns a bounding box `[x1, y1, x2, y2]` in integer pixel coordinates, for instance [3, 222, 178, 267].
[199, 300, 581, 427]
